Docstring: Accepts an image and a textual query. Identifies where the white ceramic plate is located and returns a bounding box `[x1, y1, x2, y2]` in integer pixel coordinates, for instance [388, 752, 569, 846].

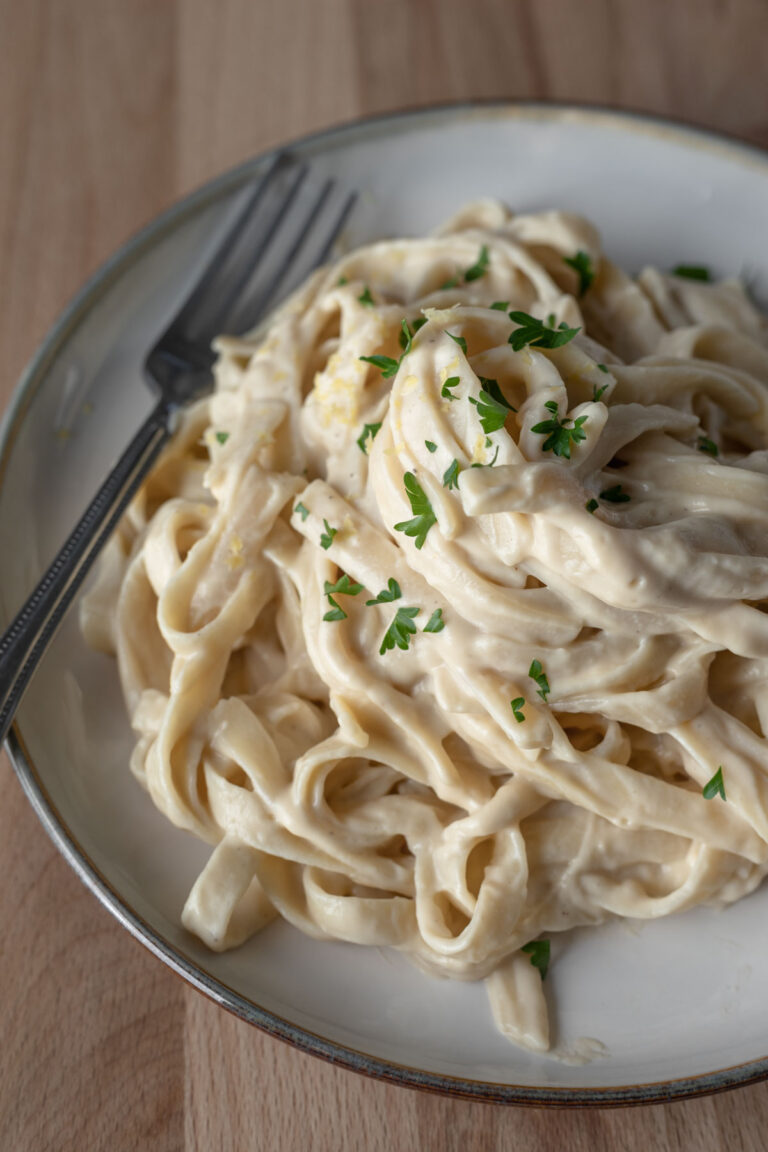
[4, 102, 768, 1106]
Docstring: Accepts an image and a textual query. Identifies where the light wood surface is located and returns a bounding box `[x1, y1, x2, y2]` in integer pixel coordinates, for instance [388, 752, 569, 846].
[3, 2, 768, 1148]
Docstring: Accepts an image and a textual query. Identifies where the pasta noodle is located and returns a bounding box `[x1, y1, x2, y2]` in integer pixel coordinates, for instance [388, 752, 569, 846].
[82, 200, 768, 1054]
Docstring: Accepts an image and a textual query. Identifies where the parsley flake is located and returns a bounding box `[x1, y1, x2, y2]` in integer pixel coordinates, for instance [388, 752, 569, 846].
[379, 605, 420, 655]
[356, 422, 383, 454]
[322, 573, 364, 624]
[597, 363, 609, 374]
[425, 440, 438, 453]
[563, 250, 595, 296]
[468, 377, 516, 434]
[320, 519, 338, 550]
[424, 608, 445, 633]
[521, 939, 550, 980]
[463, 244, 490, 282]
[366, 578, 402, 605]
[698, 435, 719, 458]
[294, 501, 310, 521]
[448, 332, 467, 355]
[599, 484, 630, 504]
[358, 285, 374, 306]
[337, 276, 348, 286]
[593, 382, 609, 402]
[440, 276, 460, 290]
[529, 659, 550, 702]
[510, 697, 525, 723]
[585, 498, 599, 514]
[672, 264, 711, 282]
[441, 375, 461, 401]
[531, 401, 589, 459]
[394, 472, 437, 549]
[214, 431, 230, 445]
[442, 459, 461, 490]
[359, 352, 400, 378]
[491, 300, 510, 311]
[508, 311, 581, 352]
[703, 766, 726, 801]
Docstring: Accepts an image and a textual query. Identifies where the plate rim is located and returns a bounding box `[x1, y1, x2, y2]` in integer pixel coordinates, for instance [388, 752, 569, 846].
[5, 97, 768, 1107]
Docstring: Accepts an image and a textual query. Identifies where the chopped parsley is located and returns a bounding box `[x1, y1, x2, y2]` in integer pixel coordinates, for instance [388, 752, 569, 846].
[672, 264, 711, 282]
[563, 250, 595, 296]
[597, 363, 609, 373]
[698, 435, 719, 457]
[360, 317, 424, 379]
[471, 444, 500, 468]
[294, 501, 310, 521]
[508, 311, 581, 352]
[441, 375, 461, 401]
[599, 484, 630, 504]
[531, 401, 589, 459]
[585, 498, 599, 514]
[491, 300, 510, 311]
[379, 605, 420, 655]
[214, 431, 230, 445]
[322, 573, 364, 623]
[425, 440, 438, 453]
[424, 608, 445, 633]
[448, 332, 467, 355]
[337, 276, 348, 286]
[358, 285, 374, 306]
[529, 659, 550, 702]
[366, 578, 402, 605]
[394, 472, 437, 549]
[463, 244, 490, 282]
[702, 766, 726, 801]
[593, 382, 609, 402]
[521, 939, 550, 980]
[319, 519, 338, 550]
[468, 377, 516, 434]
[442, 459, 461, 490]
[440, 276, 460, 290]
[356, 422, 382, 454]
[510, 697, 525, 723]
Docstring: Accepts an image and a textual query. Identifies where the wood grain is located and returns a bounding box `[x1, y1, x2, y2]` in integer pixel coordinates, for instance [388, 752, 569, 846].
[3, 0, 768, 1147]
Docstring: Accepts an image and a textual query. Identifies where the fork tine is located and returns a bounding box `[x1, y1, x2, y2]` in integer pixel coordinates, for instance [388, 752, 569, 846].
[228, 184, 358, 336]
[169, 152, 308, 342]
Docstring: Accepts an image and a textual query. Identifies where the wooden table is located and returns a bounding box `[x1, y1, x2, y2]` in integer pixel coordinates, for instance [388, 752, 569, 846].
[3, 1, 768, 1147]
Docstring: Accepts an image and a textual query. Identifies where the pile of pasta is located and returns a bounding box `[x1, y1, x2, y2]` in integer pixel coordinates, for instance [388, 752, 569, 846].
[82, 201, 768, 1054]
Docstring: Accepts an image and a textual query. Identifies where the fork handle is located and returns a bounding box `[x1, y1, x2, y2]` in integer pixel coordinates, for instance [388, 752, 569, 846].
[0, 398, 171, 744]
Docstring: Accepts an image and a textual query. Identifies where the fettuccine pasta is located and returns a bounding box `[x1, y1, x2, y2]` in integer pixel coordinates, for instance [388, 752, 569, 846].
[82, 200, 768, 1054]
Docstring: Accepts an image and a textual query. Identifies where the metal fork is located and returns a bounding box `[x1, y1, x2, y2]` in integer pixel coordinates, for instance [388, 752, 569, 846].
[0, 153, 356, 742]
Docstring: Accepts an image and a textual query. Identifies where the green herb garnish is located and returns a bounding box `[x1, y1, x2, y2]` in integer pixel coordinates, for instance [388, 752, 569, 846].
[521, 939, 550, 980]
[214, 431, 230, 445]
[531, 401, 589, 459]
[440, 276, 460, 290]
[357, 422, 383, 454]
[599, 484, 630, 504]
[597, 363, 609, 373]
[463, 244, 490, 282]
[358, 285, 374, 306]
[672, 264, 711, 282]
[366, 578, 402, 605]
[442, 459, 461, 490]
[360, 317, 423, 379]
[468, 377, 516, 434]
[337, 276, 348, 286]
[698, 436, 719, 457]
[379, 605, 420, 655]
[320, 519, 338, 550]
[585, 498, 598, 514]
[294, 502, 310, 521]
[491, 300, 510, 311]
[322, 573, 364, 623]
[358, 352, 400, 378]
[441, 375, 461, 401]
[529, 659, 550, 702]
[425, 440, 438, 453]
[394, 472, 437, 550]
[508, 311, 581, 352]
[424, 608, 445, 633]
[593, 382, 609, 402]
[448, 332, 467, 355]
[563, 250, 595, 296]
[510, 697, 525, 723]
[703, 766, 726, 801]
